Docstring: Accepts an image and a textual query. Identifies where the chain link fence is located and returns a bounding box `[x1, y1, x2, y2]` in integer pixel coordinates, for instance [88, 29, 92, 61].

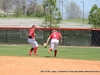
[0, 27, 92, 46]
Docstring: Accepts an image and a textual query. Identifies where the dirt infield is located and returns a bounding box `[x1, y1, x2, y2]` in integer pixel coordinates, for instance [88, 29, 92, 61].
[0, 56, 100, 75]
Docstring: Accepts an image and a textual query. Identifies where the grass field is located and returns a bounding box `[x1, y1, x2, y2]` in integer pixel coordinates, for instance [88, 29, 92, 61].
[64, 19, 89, 24]
[0, 45, 100, 61]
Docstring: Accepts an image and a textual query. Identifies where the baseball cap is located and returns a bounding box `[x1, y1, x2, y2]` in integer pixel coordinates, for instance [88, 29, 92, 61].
[32, 25, 36, 28]
[52, 30, 56, 32]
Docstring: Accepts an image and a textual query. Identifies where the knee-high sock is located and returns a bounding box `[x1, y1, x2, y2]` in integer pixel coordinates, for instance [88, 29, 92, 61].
[54, 50, 57, 57]
[34, 47, 38, 53]
[30, 48, 34, 52]
[49, 48, 52, 51]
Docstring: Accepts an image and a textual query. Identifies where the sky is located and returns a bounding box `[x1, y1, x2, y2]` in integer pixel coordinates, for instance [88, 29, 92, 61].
[69, 0, 100, 12]
[58, 0, 100, 19]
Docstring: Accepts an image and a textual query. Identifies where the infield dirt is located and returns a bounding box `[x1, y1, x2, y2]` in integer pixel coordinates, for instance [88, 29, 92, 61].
[0, 56, 100, 75]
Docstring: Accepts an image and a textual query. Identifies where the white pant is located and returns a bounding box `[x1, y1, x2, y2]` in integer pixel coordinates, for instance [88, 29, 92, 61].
[28, 38, 38, 48]
[50, 39, 59, 50]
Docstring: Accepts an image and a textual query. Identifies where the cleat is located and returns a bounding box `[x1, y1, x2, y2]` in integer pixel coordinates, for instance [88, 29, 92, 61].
[34, 53, 38, 56]
[47, 50, 50, 54]
[28, 52, 32, 56]
[54, 55, 56, 57]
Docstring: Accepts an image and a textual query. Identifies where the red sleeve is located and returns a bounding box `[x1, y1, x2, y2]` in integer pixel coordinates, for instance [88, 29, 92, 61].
[50, 33, 54, 39]
[28, 30, 32, 36]
[28, 29, 35, 38]
[59, 32, 61, 36]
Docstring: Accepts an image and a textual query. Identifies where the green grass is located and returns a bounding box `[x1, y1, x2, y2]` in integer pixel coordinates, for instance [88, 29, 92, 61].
[0, 17, 43, 19]
[64, 19, 89, 24]
[0, 45, 100, 61]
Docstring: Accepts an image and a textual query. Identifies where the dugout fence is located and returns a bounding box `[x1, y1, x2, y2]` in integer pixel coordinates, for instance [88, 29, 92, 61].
[0, 26, 100, 46]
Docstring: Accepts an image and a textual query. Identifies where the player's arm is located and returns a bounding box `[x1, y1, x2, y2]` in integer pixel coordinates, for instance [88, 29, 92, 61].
[46, 37, 51, 45]
[28, 31, 33, 37]
[59, 34, 62, 43]
[32, 33, 36, 40]
[34, 33, 36, 36]
[34, 33, 36, 38]
[28, 33, 32, 36]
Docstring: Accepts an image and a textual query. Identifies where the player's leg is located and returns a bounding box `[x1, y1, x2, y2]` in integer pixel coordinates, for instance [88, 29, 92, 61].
[54, 50, 57, 57]
[28, 47, 34, 55]
[48, 40, 54, 54]
[27, 38, 34, 55]
[28, 38, 38, 56]
[33, 41, 38, 56]
[54, 40, 59, 57]
[48, 43, 54, 54]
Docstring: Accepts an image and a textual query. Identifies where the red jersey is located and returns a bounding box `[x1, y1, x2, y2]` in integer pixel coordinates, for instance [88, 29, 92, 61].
[50, 32, 61, 40]
[28, 28, 35, 38]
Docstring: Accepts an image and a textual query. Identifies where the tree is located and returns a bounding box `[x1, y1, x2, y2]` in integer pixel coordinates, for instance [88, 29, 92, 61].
[0, 0, 50, 17]
[88, 4, 100, 28]
[26, 0, 44, 17]
[64, 1, 82, 19]
[21, 0, 37, 16]
[42, 0, 62, 28]
[13, 0, 23, 17]
[0, 0, 14, 16]
[18, 0, 44, 17]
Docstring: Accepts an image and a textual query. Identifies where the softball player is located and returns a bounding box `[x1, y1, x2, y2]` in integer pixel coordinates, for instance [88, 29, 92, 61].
[46, 30, 62, 57]
[27, 25, 38, 56]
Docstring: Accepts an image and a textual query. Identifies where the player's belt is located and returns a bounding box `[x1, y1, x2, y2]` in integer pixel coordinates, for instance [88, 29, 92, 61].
[28, 36, 32, 39]
[28, 37, 32, 39]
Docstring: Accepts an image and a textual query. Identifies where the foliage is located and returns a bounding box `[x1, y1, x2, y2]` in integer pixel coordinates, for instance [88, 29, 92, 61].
[14, 9, 23, 17]
[64, 1, 82, 19]
[0, 0, 44, 18]
[42, 0, 62, 28]
[28, 12, 44, 17]
[88, 4, 100, 28]
[27, 4, 44, 17]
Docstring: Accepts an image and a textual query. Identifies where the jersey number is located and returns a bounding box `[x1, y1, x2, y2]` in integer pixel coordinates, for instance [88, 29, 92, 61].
[54, 34, 56, 38]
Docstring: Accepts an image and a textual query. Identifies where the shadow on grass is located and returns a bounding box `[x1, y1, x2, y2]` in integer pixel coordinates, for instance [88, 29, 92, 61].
[45, 56, 53, 58]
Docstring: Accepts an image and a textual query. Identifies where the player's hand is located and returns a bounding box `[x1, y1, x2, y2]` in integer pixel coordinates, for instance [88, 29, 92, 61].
[44, 43, 47, 48]
[34, 33, 36, 36]
[32, 38, 35, 41]
[60, 40, 62, 43]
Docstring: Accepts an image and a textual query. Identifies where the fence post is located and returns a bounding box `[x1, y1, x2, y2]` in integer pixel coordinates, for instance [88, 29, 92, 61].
[6, 29, 7, 44]
[63, 30, 64, 45]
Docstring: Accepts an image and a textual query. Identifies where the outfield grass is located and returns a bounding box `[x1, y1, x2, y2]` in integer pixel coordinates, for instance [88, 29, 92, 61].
[64, 19, 89, 24]
[0, 45, 100, 61]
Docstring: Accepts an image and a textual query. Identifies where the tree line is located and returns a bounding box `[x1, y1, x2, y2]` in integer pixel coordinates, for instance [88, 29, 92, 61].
[0, 0, 99, 28]
[0, 0, 44, 17]
[0, 0, 82, 19]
